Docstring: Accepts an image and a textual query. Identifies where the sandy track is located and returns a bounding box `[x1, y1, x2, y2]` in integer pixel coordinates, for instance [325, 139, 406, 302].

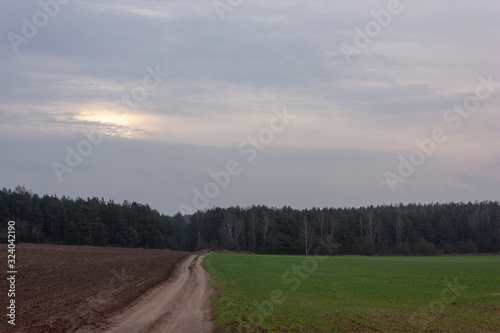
[98, 255, 213, 333]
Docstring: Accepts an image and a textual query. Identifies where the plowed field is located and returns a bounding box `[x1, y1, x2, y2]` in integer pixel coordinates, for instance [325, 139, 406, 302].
[0, 243, 189, 332]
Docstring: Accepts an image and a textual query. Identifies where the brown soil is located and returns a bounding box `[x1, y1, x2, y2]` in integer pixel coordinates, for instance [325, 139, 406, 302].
[0, 243, 190, 333]
[82, 254, 214, 333]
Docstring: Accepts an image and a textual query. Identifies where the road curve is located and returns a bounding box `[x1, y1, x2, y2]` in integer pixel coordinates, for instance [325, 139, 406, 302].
[104, 254, 213, 333]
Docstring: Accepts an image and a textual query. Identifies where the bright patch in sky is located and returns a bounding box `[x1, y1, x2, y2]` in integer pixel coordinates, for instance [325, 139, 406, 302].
[76, 112, 131, 127]
[0, 0, 498, 214]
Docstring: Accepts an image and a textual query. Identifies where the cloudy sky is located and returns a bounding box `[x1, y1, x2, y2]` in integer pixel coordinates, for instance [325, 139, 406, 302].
[1, 0, 499, 215]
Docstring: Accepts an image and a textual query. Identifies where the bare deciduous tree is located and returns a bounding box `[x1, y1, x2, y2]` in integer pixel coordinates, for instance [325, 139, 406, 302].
[395, 208, 405, 246]
[329, 214, 338, 239]
[235, 216, 244, 245]
[260, 210, 273, 251]
[300, 216, 316, 255]
[220, 211, 243, 248]
[317, 211, 326, 238]
[362, 209, 379, 246]
[468, 208, 479, 231]
[248, 211, 258, 251]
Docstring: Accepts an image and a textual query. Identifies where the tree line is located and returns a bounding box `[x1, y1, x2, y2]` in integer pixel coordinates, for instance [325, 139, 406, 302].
[1, 186, 499, 255]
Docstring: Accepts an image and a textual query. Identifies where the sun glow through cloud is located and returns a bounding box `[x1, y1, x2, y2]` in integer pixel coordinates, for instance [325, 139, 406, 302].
[0, 0, 498, 215]
[76, 111, 132, 127]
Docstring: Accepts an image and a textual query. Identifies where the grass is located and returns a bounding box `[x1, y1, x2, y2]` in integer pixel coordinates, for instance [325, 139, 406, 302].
[204, 254, 500, 332]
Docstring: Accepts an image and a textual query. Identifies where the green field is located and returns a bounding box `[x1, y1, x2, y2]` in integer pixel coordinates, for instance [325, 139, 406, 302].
[204, 254, 499, 332]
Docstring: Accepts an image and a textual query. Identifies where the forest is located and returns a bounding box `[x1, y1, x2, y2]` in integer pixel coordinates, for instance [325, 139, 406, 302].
[1, 186, 499, 255]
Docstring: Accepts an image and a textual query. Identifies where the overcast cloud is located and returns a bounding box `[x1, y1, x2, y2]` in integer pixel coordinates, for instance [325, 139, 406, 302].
[1, 0, 499, 215]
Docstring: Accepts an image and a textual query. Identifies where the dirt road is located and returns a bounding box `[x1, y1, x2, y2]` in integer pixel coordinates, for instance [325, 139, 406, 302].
[100, 255, 213, 333]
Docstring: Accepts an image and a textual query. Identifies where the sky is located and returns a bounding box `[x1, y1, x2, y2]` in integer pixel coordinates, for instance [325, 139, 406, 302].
[0, 0, 499, 215]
